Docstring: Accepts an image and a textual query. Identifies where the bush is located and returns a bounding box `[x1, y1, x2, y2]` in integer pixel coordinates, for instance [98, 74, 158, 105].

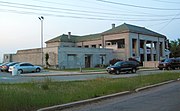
[128, 57, 142, 66]
[109, 58, 123, 65]
[95, 64, 108, 68]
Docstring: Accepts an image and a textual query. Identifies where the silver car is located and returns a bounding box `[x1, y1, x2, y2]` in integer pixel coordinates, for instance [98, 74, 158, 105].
[10, 62, 42, 74]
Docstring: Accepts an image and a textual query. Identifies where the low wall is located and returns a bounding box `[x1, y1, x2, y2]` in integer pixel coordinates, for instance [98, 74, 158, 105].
[143, 61, 159, 68]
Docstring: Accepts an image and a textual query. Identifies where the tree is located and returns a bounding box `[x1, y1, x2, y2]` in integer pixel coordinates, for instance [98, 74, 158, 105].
[45, 53, 50, 67]
[169, 39, 180, 57]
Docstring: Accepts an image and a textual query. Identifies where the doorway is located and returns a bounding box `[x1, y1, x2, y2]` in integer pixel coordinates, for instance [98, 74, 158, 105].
[85, 55, 91, 68]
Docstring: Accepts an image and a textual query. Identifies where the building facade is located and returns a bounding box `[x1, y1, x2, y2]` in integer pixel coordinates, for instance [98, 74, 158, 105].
[3, 23, 169, 68]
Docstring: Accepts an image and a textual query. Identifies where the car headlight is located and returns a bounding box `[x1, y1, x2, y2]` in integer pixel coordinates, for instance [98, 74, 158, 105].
[110, 68, 114, 70]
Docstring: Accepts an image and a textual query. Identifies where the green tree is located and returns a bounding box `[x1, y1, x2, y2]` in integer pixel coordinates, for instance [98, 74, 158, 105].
[45, 53, 50, 67]
[169, 39, 180, 57]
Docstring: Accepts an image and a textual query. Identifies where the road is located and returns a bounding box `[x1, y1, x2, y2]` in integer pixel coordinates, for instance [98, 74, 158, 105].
[62, 81, 180, 111]
[0, 70, 179, 83]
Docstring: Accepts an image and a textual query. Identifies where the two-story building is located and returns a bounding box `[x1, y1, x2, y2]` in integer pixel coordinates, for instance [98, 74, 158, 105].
[3, 23, 169, 68]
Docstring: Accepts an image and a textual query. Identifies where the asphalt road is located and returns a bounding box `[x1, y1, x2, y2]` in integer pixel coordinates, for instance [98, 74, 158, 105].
[62, 81, 180, 111]
[0, 70, 179, 83]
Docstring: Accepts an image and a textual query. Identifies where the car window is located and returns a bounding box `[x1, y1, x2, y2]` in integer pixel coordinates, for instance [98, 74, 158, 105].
[121, 62, 128, 66]
[9, 62, 18, 66]
[20, 63, 33, 66]
[164, 59, 172, 62]
[25, 63, 33, 66]
[114, 62, 123, 66]
[20, 64, 26, 66]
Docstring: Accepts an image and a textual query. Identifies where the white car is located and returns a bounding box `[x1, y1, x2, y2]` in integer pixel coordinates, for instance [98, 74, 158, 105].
[9, 62, 42, 74]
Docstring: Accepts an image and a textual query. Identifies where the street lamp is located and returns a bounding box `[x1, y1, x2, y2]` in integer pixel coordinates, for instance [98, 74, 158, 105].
[38, 16, 44, 66]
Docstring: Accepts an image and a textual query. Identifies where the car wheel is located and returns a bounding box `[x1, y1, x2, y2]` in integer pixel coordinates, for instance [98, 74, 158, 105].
[159, 68, 163, 70]
[115, 70, 120, 74]
[131, 68, 136, 73]
[107, 71, 112, 74]
[36, 68, 41, 72]
[166, 66, 171, 70]
[18, 69, 23, 74]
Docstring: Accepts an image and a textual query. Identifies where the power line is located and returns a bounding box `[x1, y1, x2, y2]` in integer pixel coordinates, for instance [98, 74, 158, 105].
[0, 1, 179, 18]
[1, 3, 178, 18]
[0, 4, 121, 18]
[96, 0, 180, 10]
[32, 0, 158, 16]
[158, 12, 180, 31]
[151, 0, 180, 4]
[31, 0, 179, 17]
[1, 0, 180, 23]
[1, 8, 180, 22]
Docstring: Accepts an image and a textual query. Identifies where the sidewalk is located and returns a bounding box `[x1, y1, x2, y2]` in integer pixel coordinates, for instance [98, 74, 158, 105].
[20, 68, 159, 77]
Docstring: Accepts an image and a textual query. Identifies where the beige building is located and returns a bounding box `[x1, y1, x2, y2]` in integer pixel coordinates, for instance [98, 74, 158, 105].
[3, 23, 169, 68]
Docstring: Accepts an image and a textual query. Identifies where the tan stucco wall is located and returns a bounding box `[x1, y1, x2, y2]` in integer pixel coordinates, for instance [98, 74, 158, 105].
[44, 47, 59, 66]
[46, 41, 60, 47]
[76, 39, 102, 47]
[10, 47, 59, 66]
[12, 48, 42, 65]
[104, 33, 130, 59]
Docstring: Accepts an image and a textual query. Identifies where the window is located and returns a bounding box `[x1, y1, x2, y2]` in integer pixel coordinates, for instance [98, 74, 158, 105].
[91, 45, 96, 48]
[20, 63, 33, 66]
[84, 45, 89, 48]
[117, 39, 125, 48]
[5, 55, 8, 59]
[106, 42, 111, 45]
[112, 41, 117, 45]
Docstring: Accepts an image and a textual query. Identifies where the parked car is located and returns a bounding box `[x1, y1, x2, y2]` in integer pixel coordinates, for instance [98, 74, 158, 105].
[1, 62, 19, 72]
[158, 58, 180, 70]
[106, 61, 139, 74]
[0, 62, 8, 71]
[9, 62, 42, 74]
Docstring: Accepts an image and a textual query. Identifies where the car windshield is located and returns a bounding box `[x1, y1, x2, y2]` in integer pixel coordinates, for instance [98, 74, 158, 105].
[164, 59, 172, 62]
[114, 61, 123, 66]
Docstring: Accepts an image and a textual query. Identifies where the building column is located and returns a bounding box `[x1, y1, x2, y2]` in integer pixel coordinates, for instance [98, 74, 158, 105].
[156, 41, 160, 61]
[101, 35, 105, 48]
[150, 41, 154, 61]
[136, 38, 140, 58]
[162, 40, 165, 58]
[143, 40, 147, 61]
[129, 38, 133, 58]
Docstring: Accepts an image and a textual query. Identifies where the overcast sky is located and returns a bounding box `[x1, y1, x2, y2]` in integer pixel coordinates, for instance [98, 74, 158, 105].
[0, 0, 180, 62]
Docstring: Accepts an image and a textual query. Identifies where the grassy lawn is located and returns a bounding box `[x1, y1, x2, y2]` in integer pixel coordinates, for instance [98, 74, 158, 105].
[0, 72, 180, 111]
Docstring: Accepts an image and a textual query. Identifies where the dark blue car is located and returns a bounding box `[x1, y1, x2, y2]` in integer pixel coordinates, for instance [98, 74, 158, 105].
[106, 61, 139, 74]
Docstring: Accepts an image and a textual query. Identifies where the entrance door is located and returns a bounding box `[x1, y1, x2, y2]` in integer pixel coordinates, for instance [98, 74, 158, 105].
[85, 55, 91, 68]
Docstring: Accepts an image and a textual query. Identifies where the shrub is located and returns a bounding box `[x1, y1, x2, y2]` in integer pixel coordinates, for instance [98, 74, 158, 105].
[109, 58, 123, 65]
[128, 57, 142, 66]
[95, 64, 108, 68]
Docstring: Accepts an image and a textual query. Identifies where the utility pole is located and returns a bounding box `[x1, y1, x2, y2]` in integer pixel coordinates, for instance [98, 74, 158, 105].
[38, 16, 44, 66]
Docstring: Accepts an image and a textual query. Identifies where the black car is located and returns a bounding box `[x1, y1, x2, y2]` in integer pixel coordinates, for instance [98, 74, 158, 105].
[158, 58, 180, 70]
[1, 62, 19, 72]
[106, 61, 139, 74]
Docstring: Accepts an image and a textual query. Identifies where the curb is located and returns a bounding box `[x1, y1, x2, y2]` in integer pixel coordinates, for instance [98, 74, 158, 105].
[20, 71, 106, 77]
[37, 91, 130, 111]
[135, 80, 175, 92]
[37, 79, 180, 111]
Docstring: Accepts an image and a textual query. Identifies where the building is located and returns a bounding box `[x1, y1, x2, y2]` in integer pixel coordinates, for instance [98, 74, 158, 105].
[3, 23, 169, 68]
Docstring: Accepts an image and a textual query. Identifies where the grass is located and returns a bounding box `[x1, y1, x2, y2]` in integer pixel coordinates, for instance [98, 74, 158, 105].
[0, 72, 180, 111]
